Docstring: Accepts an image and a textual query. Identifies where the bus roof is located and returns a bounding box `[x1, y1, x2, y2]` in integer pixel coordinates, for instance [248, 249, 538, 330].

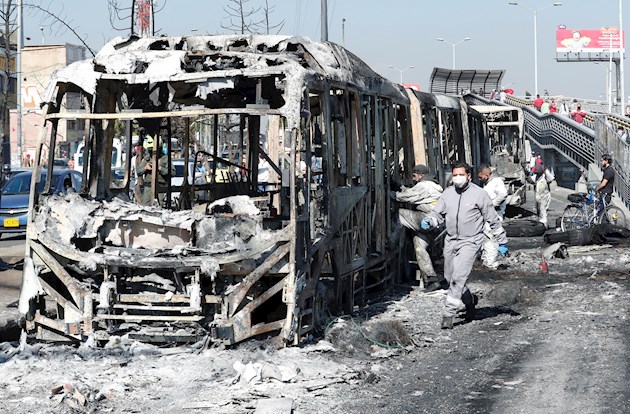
[44, 35, 408, 116]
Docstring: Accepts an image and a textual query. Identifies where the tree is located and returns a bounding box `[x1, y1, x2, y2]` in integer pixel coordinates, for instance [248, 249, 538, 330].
[221, 0, 285, 35]
[260, 0, 284, 35]
[0, 1, 99, 169]
[26, 1, 95, 56]
[221, 0, 261, 35]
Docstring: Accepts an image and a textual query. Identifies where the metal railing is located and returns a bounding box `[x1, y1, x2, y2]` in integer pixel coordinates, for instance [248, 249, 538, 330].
[504, 95, 596, 129]
[466, 93, 630, 210]
[504, 95, 622, 117]
[594, 118, 630, 211]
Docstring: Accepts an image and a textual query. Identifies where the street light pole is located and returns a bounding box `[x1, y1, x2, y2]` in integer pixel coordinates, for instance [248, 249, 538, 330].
[594, 63, 611, 112]
[388, 65, 415, 84]
[619, 0, 625, 116]
[533, 9, 539, 98]
[509, 2, 562, 97]
[436, 37, 471, 70]
[17, 0, 23, 167]
[321, 0, 328, 42]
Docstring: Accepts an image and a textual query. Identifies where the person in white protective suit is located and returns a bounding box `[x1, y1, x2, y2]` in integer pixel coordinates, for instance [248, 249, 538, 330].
[529, 164, 555, 227]
[390, 164, 445, 292]
[477, 165, 508, 269]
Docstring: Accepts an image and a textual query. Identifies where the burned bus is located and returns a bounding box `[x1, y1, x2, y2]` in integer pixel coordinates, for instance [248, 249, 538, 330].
[468, 104, 527, 206]
[407, 90, 527, 205]
[19, 35, 415, 345]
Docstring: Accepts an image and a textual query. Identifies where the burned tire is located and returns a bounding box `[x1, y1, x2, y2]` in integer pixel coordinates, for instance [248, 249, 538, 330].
[503, 219, 547, 237]
[592, 223, 630, 245]
[544, 227, 595, 246]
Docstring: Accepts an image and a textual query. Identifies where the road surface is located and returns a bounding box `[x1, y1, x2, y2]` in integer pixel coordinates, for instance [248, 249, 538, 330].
[0, 188, 628, 413]
[0, 234, 25, 341]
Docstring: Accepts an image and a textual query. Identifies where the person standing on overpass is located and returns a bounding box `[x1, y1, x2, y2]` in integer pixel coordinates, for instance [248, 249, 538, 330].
[421, 162, 508, 329]
[571, 106, 587, 124]
[533, 94, 544, 111]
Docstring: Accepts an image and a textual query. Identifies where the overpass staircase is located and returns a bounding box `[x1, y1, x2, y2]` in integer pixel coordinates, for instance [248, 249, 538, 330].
[465, 94, 630, 214]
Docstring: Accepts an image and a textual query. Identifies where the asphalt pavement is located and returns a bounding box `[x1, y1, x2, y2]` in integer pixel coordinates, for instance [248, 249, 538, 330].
[0, 234, 25, 341]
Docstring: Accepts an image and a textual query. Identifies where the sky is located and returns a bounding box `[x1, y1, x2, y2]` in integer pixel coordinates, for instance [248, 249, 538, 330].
[22, 0, 628, 100]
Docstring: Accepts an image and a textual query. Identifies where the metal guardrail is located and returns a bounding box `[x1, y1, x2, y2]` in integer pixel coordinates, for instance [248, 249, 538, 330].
[505, 95, 622, 117]
[594, 118, 630, 211]
[466, 93, 630, 210]
[504, 95, 596, 130]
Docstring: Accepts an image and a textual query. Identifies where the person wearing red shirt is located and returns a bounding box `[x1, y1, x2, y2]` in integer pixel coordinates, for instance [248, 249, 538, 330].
[571, 106, 587, 124]
[533, 94, 544, 111]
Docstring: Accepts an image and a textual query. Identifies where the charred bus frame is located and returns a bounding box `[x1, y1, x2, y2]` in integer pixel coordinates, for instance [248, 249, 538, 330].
[20, 35, 413, 345]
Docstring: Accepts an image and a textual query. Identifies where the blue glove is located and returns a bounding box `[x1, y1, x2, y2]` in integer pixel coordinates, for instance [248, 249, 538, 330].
[498, 244, 509, 257]
[421, 217, 432, 231]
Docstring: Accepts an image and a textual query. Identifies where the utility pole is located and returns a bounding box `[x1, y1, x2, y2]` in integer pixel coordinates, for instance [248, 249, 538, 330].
[321, 0, 328, 42]
[17, 0, 23, 166]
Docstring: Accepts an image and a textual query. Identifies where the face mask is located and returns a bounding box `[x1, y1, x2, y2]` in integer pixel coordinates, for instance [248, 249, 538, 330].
[452, 175, 468, 188]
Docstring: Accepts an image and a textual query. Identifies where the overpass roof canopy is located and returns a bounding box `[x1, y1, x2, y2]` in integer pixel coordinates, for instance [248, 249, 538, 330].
[429, 68, 505, 95]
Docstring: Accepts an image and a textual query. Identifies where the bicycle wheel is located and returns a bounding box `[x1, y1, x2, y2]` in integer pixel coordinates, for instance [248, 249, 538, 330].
[604, 206, 627, 227]
[561, 205, 586, 231]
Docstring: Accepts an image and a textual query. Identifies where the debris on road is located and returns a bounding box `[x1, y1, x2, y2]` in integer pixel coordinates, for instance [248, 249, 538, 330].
[254, 398, 294, 414]
[542, 242, 569, 259]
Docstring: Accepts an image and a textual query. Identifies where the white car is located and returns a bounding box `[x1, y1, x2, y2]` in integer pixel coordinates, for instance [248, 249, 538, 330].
[171, 158, 206, 206]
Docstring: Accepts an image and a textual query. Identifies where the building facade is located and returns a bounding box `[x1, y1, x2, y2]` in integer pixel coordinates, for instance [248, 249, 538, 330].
[10, 43, 87, 166]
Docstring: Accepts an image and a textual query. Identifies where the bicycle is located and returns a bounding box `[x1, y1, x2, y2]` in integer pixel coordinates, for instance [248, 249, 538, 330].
[560, 190, 627, 231]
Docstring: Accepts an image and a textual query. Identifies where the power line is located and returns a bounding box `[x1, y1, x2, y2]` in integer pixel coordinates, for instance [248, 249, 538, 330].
[329, 0, 337, 43]
[293, 0, 301, 35]
[301, 0, 309, 37]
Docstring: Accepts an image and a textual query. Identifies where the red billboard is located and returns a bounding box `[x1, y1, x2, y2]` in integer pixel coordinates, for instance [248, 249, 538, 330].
[556, 28, 625, 53]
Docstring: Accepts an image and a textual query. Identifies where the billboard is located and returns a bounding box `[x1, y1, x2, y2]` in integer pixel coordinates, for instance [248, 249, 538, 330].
[556, 28, 625, 53]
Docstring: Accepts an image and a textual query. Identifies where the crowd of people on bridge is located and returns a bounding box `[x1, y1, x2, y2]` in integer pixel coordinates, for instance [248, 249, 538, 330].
[526, 92, 630, 147]
[527, 93, 589, 123]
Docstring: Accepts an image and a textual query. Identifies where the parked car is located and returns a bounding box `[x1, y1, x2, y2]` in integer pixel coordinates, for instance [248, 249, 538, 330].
[53, 158, 69, 168]
[1, 167, 33, 188]
[0, 169, 82, 234]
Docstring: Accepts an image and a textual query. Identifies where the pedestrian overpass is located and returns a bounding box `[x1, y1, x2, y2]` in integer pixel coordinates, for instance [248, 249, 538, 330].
[464, 94, 630, 212]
